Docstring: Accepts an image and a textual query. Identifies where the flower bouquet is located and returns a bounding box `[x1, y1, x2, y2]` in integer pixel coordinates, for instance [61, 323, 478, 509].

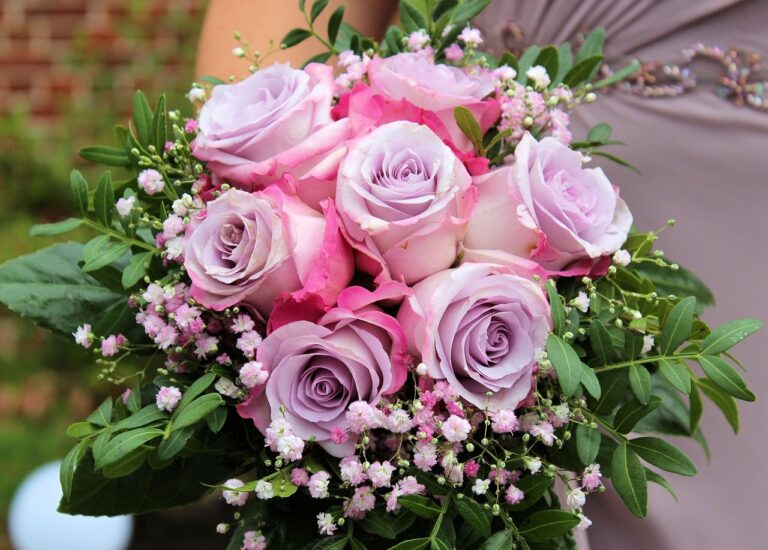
[0, 0, 761, 548]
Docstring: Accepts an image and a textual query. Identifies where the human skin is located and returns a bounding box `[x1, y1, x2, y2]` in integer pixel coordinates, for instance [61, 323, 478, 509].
[195, 0, 397, 79]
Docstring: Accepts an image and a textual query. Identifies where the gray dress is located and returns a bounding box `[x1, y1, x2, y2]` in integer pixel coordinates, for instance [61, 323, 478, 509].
[475, 1, 768, 548]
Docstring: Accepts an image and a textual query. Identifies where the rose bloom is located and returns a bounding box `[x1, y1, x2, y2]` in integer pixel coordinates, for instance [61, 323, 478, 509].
[192, 63, 349, 207]
[183, 187, 353, 317]
[464, 133, 632, 272]
[238, 283, 410, 456]
[366, 53, 499, 152]
[397, 262, 551, 410]
[336, 121, 475, 285]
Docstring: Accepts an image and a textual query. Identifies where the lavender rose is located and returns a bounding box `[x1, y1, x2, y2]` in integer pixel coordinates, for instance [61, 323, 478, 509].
[336, 121, 475, 285]
[192, 63, 349, 207]
[367, 53, 499, 152]
[237, 284, 410, 457]
[183, 187, 353, 317]
[397, 263, 551, 410]
[464, 133, 633, 272]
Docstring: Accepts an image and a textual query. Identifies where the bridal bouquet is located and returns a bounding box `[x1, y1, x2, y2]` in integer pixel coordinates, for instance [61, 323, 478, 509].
[0, 1, 760, 548]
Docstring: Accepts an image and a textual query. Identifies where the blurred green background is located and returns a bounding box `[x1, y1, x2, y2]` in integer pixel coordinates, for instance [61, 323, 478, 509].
[0, 1, 209, 547]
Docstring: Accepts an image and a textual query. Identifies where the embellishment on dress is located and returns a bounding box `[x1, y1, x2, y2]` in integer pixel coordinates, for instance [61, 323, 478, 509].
[602, 44, 767, 111]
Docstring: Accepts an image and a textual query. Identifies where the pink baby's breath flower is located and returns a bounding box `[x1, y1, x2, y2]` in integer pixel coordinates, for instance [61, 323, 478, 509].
[330, 426, 349, 444]
[116, 196, 136, 218]
[194, 334, 219, 359]
[255, 480, 274, 500]
[613, 249, 631, 267]
[291, 468, 310, 486]
[345, 486, 375, 519]
[493, 65, 517, 82]
[441, 415, 471, 443]
[241, 531, 266, 550]
[472, 478, 491, 495]
[276, 433, 304, 461]
[582, 464, 602, 491]
[215, 377, 240, 398]
[464, 460, 480, 478]
[368, 461, 395, 488]
[239, 361, 268, 388]
[340, 456, 367, 486]
[121, 388, 132, 405]
[164, 141, 174, 152]
[407, 30, 430, 51]
[222, 478, 248, 506]
[230, 313, 255, 334]
[338, 50, 359, 67]
[100, 334, 125, 357]
[458, 26, 483, 47]
[576, 514, 592, 531]
[73, 323, 93, 348]
[346, 401, 379, 433]
[236, 330, 263, 358]
[173, 304, 201, 329]
[162, 214, 186, 239]
[216, 353, 232, 365]
[184, 119, 198, 133]
[138, 168, 165, 195]
[413, 441, 438, 471]
[156, 385, 182, 412]
[387, 409, 412, 433]
[530, 421, 556, 446]
[154, 325, 178, 350]
[566, 488, 587, 509]
[445, 43, 463, 61]
[316, 512, 337, 536]
[308, 471, 331, 499]
[491, 409, 519, 433]
[505, 484, 525, 505]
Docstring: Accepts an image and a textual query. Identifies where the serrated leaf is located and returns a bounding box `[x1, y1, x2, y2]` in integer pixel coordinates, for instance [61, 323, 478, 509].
[60, 440, 88, 503]
[94, 171, 115, 227]
[547, 280, 566, 336]
[95, 428, 164, 469]
[629, 437, 697, 476]
[281, 28, 312, 48]
[659, 359, 691, 393]
[30, 218, 83, 237]
[132, 90, 153, 146]
[575, 424, 601, 464]
[628, 364, 651, 404]
[701, 319, 763, 355]
[456, 497, 491, 538]
[454, 106, 484, 152]
[79, 145, 131, 167]
[562, 55, 603, 87]
[327, 5, 344, 44]
[546, 334, 583, 396]
[610, 443, 647, 517]
[659, 296, 696, 354]
[71, 170, 89, 217]
[171, 393, 223, 431]
[518, 510, 580, 542]
[613, 396, 662, 434]
[697, 355, 755, 401]
[398, 494, 441, 518]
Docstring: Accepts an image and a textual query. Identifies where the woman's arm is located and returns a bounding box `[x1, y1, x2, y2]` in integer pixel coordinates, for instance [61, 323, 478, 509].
[195, 0, 397, 79]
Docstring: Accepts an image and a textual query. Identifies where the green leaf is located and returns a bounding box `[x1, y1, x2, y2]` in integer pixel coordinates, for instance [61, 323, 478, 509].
[171, 393, 224, 431]
[70, 170, 89, 217]
[451, 0, 492, 23]
[399, 1, 427, 33]
[398, 494, 441, 518]
[697, 378, 739, 433]
[697, 355, 755, 401]
[591, 151, 640, 173]
[94, 171, 115, 227]
[66, 421, 96, 438]
[659, 296, 696, 354]
[60, 440, 88, 503]
[327, 5, 344, 44]
[498, 51, 518, 70]
[175, 372, 216, 413]
[629, 437, 697, 476]
[310, 0, 329, 22]
[127, 379, 142, 413]
[659, 359, 691, 394]
[281, 28, 312, 48]
[701, 319, 763, 355]
[589, 321, 614, 365]
[82, 236, 130, 272]
[532, 45, 559, 83]
[516, 45, 541, 81]
[593, 370, 628, 414]
[271, 469, 298, 498]
[555, 42, 573, 84]
[206, 406, 228, 433]
[302, 51, 333, 68]
[87, 397, 113, 427]
[360, 508, 399, 539]
[432, 516, 456, 550]
[454, 106, 484, 152]
[562, 55, 603, 87]
[610, 443, 647, 517]
[388, 539, 429, 550]
[546, 334, 583, 396]
[384, 25, 405, 55]
[152, 94, 167, 152]
[29, 218, 83, 237]
[79, 145, 131, 167]
[110, 405, 167, 432]
[587, 123, 612, 143]
[644, 468, 678, 501]
[613, 396, 662, 434]
[103, 447, 150, 478]
[132, 90, 153, 146]
[579, 363, 601, 399]
[95, 428, 164, 469]
[624, 331, 645, 360]
[593, 60, 640, 88]
[313, 535, 348, 550]
[479, 531, 515, 550]
[689, 382, 703, 433]
[122, 251, 153, 288]
[156, 426, 193, 461]
[576, 28, 605, 62]
[576, 423, 601, 464]
[518, 510, 580, 542]
[546, 280, 566, 336]
[628, 364, 651, 404]
[634, 261, 713, 312]
[455, 497, 491, 538]
[507, 474, 553, 511]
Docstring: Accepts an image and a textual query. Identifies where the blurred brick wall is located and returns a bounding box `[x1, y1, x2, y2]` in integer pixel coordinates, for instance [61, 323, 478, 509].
[0, 0, 208, 122]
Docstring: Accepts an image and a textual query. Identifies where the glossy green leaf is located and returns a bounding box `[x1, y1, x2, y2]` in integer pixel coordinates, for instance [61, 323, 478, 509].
[547, 280, 566, 336]
[700, 319, 763, 355]
[659, 359, 691, 393]
[102, 447, 150, 478]
[533, 45, 559, 82]
[94, 171, 115, 227]
[388, 538, 429, 550]
[634, 261, 714, 312]
[614, 396, 662, 434]
[66, 421, 96, 438]
[450, 0, 491, 23]
[171, 393, 223, 431]
[689, 382, 703, 433]
[432, 516, 455, 550]
[79, 145, 131, 167]
[644, 468, 678, 501]
[629, 437, 697, 476]
[310, 0, 329, 22]
[455, 497, 491, 538]
[576, 27, 605, 62]
[576, 423, 601, 465]
[580, 363, 602, 399]
[205, 405, 228, 433]
[658, 296, 696, 354]
[610, 443, 647, 517]
[360, 508, 399, 539]
[132, 90, 153, 146]
[29, 218, 83, 237]
[175, 372, 216, 413]
[70, 170, 89, 216]
[518, 510, 580, 542]
[327, 5, 344, 44]
[562, 55, 603, 87]
[122, 251, 153, 288]
[589, 321, 614, 365]
[398, 494, 441, 518]
[87, 397, 113, 427]
[698, 355, 755, 401]
[628, 364, 651, 404]
[399, 1, 427, 32]
[95, 428, 164, 469]
[81, 237, 130, 273]
[593, 370, 628, 414]
[587, 123, 612, 143]
[624, 331, 645, 360]
[152, 94, 167, 151]
[697, 378, 739, 433]
[546, 334, 583, 396]
[156, 426, 193, 461]
[60, 440, 88, 503]
[281, 28, 312, 48]
[454, 106, 484, 152]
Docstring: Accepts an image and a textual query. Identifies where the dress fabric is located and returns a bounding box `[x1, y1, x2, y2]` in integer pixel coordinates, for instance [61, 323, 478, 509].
[475, 1, 768, 549]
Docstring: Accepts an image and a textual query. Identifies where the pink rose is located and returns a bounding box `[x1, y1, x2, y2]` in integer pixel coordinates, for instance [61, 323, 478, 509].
[397, 263, 551, 410]
[183, 187, 353, 317]
[366, 53, 499, 152]
[464, 133, 633, 272]
[192, 63, 349, 208]
[237, 284, 410, 457]
[336, 121, 475, 285]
